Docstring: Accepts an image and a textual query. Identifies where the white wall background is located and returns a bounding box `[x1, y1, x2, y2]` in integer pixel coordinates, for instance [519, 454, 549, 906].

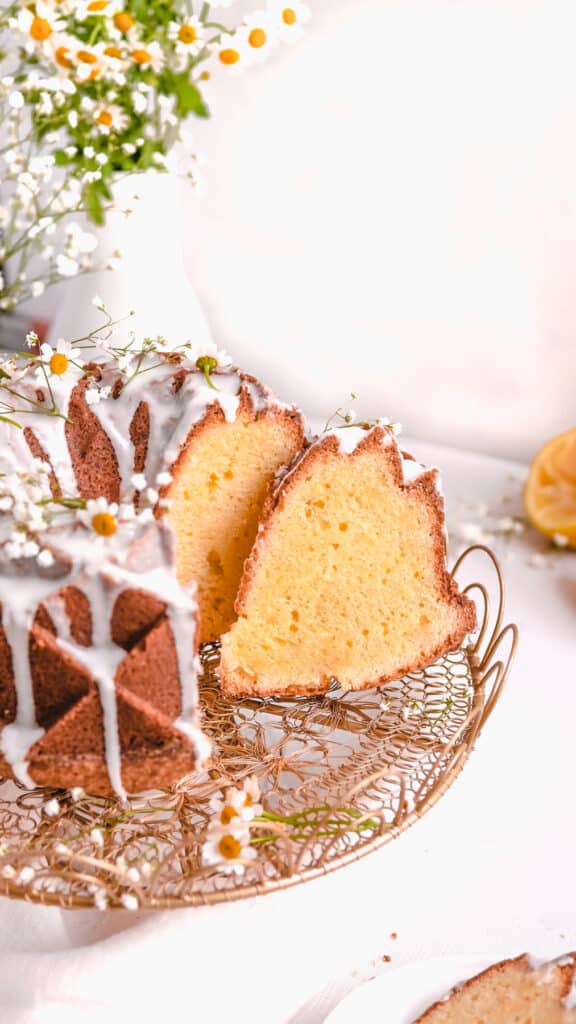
[179, 0, 576, 460]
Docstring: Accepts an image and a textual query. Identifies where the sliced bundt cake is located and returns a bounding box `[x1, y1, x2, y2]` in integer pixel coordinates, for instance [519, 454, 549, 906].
[3, 351, 303, 646]
[220, 425, 476, 696]
[413, 954, 576, 1023]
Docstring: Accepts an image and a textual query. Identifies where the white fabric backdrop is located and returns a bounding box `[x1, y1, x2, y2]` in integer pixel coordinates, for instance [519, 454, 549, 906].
[180, 0, 576, 461]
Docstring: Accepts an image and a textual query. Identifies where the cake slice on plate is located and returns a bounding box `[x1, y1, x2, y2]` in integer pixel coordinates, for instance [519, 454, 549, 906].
[412, 953, 576, 1022]
[220, 425, 476, 697]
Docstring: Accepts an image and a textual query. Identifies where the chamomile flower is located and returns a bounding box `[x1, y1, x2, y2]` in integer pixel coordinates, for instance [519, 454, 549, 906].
[242, 11, 279, 62]
[202, 821, 257, 877]
[39, 338, 73, 377]
[78, 497, 119, 538]
[93, 103, 129, 134]
[215, 31, 251, 72]
[168, 17, 204, 59]
[75, 0, 121, 21]
[131, 42, 164, 72]
[208, 776, 263, 826]
[49, 35, 76, 73]
[267, 0, 310, 41]
[17, 2, 66, 47]
[73, 43, 102, 80]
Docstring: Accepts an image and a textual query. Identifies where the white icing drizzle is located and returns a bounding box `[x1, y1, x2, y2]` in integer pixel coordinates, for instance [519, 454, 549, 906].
[0, 524, 204, 796]
[73, 572, 127, 801]
[0, 572, 59, 785]
[44, 593, 73, 642]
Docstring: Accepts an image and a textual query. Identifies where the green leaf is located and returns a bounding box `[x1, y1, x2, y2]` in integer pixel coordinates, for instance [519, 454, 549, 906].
[54, 150, 70, 166]
[162, 70, 209, 119]
[83, 182, 105, 225]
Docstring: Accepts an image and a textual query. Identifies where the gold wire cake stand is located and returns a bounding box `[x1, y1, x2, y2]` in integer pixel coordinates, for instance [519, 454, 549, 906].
[0, 546, 517, 910]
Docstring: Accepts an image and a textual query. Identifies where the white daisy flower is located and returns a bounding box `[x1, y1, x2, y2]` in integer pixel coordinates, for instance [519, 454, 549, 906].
[48, 34, 76, 73]
[93, 103, 129, 134]
[202, 821, 257, 876]
[17, 2, 65, 47]
[131, 42, 164, 73]
[75, 0, 121, 22]
[267, 0, 310, 41]
[78, 497, 119, 538]
[39, 338, 73, 378]
[209, 776, 263, 825]
[214, 30, 251, 72]
[168, 17, 204, 58]
[242, 11, 279, 62]
[72, 43, 101, 81]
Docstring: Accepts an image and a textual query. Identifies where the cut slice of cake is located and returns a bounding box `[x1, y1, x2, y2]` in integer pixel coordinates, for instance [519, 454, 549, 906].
[220, 425, 476, 697]
[412, 953, 576, 1023]
[64, 365, 304, 644]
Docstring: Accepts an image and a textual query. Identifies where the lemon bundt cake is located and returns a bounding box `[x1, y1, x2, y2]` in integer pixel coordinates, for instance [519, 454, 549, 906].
[220, 425, 477, 697]
[0, 344, 302, 794]
[412, 954, 576, 1023]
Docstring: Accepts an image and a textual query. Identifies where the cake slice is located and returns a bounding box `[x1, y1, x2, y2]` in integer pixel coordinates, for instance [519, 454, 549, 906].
[412, 953, 576, 1022]
[220, 425, 476, 697]
[64, 366, 305, 643]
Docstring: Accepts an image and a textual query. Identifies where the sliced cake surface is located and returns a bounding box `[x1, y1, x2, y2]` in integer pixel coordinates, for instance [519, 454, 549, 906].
[413, 953, 576, 1023]
[220, 425, 476, 697]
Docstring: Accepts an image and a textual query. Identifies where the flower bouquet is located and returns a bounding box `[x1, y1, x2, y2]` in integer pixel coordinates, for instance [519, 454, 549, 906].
[0, 0, 310, 332]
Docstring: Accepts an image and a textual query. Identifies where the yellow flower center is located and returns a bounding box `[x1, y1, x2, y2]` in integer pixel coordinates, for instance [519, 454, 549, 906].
[132, 48, 152, 64]
[55, 46, 73, 68]
[91, 512, 117, 537]
[200, 70, 210, 81]
[88, 0, 108, 10]
[49, 353, 69, 376]
[218, 834, 242, 860]
[282, 8, 297, 25]
[77, 49, 98, 64]
[178, 24, 197, 44]
[248, 27, 267, 48]
[220, 806, 238, 826]
[114, 11, 134, 32]
[97, 111, 113, 126]
[104, 45, 122, 59]
[244, 793, 253, 807]
[30, 16, 52, 41]
[219, 47, 240, 65]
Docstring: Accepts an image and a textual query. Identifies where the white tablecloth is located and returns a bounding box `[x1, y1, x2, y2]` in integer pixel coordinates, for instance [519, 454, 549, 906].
[1, 439, 575, 1023]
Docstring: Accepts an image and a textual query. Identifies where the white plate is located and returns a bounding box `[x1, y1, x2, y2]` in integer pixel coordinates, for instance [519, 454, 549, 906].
[325, 956, 492, 1024]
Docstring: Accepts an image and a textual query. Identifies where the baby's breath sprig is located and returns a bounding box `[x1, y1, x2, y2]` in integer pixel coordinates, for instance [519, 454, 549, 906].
[322, 393, 402, 435]
[0, 1, 310, 315]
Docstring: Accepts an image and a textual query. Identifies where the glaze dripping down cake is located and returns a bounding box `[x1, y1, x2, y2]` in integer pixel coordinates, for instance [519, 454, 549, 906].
[0, 516, 207, 797]
[0, 343, 303, 794]
[412, 953, 576, 1023]
[220, 425, 476, 697]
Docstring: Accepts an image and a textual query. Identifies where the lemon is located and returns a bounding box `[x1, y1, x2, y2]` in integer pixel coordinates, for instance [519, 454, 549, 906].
[525, 427, 576, 548]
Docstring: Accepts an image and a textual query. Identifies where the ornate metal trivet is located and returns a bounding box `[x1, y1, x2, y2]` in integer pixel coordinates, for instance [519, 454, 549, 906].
[0, 546, 517, 909]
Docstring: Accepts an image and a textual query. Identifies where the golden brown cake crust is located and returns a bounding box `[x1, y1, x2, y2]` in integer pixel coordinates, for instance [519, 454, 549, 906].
[223, 428, 476, 697]
[412, 953, 576, 1022]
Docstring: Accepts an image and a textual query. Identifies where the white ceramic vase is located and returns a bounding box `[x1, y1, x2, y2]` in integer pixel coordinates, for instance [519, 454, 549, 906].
[46, 171, 213, 351]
